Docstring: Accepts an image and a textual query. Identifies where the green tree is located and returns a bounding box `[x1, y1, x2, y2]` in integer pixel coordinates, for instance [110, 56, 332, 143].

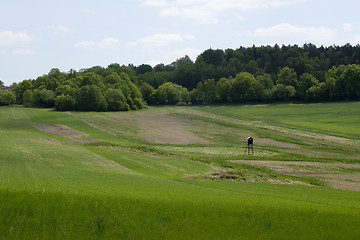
[277, 67, 298, 89]
[139, 82, 155, 104]
[194, 79, 218, 104]
[105, 89, 129, 111]
[22, 90, 33, 107]
[104, 72, 122, 86]
[136, 64, 153, 75]
[216, 78, 232, 103]
[125, 81, 145, 110]
[171, 55, 200, 90]
[272, 84, 296, 101]
[32, 89, 55, 107]
[231, 72, 263, 102]
[256, 74, 274, 90]
[305, 83, 326, 101]
[336, 64, 360, 100]
[76, 85, 107, 111]
[79, 72, 105, 91]
[55, 85, 74, 97]
[45, 78, 60, 92]
[324, 65, 345, 100]
[0, 90, 16, 105]
[298, 73, 319, 97]
[55, 95, 75, 111]
[199, 48, 226, 66]
[138, 71, 174, 89]
[15, 80, 33, 103]
[154, 82, 189, 105]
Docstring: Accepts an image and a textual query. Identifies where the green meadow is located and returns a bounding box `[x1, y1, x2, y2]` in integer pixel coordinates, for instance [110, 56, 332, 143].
[189, 102, 360, 140]
[1, 103, 360, 239]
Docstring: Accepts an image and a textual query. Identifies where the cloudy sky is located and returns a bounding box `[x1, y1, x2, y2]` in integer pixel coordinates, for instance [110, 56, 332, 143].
[1, 0, 360, 86]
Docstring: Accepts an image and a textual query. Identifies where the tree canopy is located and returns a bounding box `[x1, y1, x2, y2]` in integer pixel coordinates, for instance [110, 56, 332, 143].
[3, 43, 360, 111]
[10, 65, 145, 111]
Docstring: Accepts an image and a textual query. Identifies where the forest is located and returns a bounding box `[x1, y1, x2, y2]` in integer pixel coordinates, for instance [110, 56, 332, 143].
[1, 43, 360, 110]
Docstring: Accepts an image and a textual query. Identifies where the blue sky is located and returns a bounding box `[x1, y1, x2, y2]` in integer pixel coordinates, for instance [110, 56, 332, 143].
[1, 0, 360, 86]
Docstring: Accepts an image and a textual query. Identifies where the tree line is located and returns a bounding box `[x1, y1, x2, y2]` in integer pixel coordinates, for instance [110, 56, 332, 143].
[5, 64, 145, 111]
[136, 43, 360, 104]
[1, 43, 360, 110]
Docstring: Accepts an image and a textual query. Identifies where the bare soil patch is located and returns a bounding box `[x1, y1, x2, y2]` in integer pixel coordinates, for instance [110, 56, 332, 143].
[196, 164, 310, 185]
[230, 160, 360, 191]
[18, 139, 41, 143]
[255, 138, 302, 149]
[32, 123, 87, 138]
[137, 111, 210, 145]
[69, 111, 210, 145]
[31, 123, 97, 143]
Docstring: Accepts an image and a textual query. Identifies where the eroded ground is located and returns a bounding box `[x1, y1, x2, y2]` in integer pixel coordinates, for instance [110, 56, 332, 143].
[230, 160, 360, 191]
[30, 123, 97, 143]
[136, 111, 210, 145]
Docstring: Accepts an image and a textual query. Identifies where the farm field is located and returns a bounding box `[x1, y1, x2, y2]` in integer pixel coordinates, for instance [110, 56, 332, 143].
[189, 102, 360, 140]
[1, 103, 360, 239]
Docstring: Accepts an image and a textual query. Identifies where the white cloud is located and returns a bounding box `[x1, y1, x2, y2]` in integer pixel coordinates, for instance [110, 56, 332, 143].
[75, 40, 96, 48]
[128, 33, 184, 48]
[342, 23, 352, 32]
[348, 35, 360, 45]
[160, 6, 217, 23]
[140, 0, 306, 23]
[251, 23, 335, 41]
[0, 31, 33, 45]
[185, 34, 195, 41]
[98, 38, 121, 48]
[48, 25, 74, 35]
[75, 38, 120, 49]
[12, 49, 34, 56]
[140, 0, 168, 7]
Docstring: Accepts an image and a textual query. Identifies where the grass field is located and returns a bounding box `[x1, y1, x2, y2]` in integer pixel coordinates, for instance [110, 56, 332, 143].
[1, 103, 360, 239]
[189, 102, 360, 140]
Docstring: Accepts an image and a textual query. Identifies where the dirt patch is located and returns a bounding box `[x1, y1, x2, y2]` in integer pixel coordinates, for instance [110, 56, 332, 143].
[256, 138, 301, 149]
[137, 111, 210, 145]
[192, 165, 237, 180]
[196, 164, 310, 185]
[32, 123, 87, 138]
[18, 139, 41, 143]
[230, 160, 360, 191]
[31, 123, 97, 144]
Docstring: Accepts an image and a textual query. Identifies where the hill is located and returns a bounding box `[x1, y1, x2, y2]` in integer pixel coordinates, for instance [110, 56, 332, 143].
[1, 103, 360, 239]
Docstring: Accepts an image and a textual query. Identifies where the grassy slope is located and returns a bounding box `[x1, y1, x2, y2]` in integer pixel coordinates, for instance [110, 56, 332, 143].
[0, 105, 360, 239]
[189, 102, 360, 140]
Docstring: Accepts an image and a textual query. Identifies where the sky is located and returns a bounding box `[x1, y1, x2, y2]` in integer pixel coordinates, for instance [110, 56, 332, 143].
[1, 0, 360, 86]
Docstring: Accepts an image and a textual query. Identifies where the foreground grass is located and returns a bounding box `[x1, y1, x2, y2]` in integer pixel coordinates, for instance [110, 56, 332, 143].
[1, 105, 360, 239]
[2, 184, 360, 239]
